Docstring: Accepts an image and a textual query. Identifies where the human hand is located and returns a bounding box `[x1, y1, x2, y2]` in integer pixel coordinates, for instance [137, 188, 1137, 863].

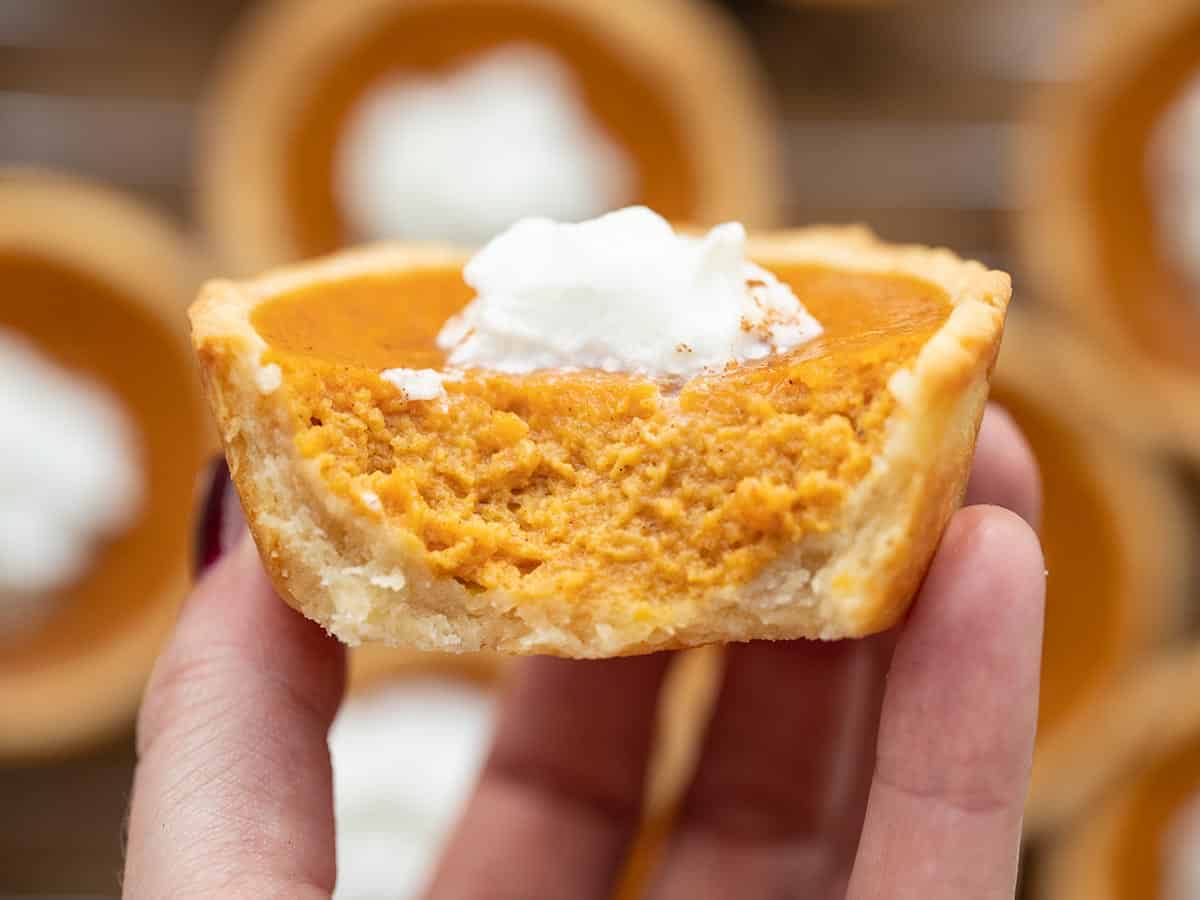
[122, 403, 1044, 900]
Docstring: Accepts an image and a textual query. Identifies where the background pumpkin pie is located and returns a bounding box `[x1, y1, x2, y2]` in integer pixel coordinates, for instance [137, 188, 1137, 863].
[989, 312, 1193, 835]
[198, 0, 781, 275]
[1019, 0, 1200, 458]
[331, 647, 502, 897]
[333, 643, 721, 897]
[0, 169, 212, 759]
[1038, 647, 1200, 899]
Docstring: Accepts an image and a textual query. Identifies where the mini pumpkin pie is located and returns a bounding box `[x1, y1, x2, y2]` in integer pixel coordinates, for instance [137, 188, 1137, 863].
[191, 208, 1009, 657]
[334, 643, 720, 897]
[199, 0, 780, 275]
[330, 655, 499, 897]
[989, 312, 1192, 834]
[0, 169, 211, 758]
[1019, 0, 1200, 456]
[1039, 648, 1200, 900]
[335, 620, 503, 892]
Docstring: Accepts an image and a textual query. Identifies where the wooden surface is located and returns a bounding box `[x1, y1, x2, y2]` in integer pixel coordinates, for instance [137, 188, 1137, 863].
[0, 0, 1079, 894]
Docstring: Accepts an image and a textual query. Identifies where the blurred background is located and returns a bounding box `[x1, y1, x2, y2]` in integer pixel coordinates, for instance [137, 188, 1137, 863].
[2, 0, 1199, 897]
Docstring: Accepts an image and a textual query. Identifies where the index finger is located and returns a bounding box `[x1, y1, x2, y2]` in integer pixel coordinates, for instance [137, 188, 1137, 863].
[124, 535, 345, 900]
[847, 506, 1045, 900]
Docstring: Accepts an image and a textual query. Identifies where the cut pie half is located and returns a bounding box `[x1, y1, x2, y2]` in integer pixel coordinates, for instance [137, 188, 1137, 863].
[191, 227, 1009, 657]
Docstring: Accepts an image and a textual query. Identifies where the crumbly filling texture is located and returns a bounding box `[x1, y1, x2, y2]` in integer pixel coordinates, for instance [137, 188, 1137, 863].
[255, 265, 950, 609]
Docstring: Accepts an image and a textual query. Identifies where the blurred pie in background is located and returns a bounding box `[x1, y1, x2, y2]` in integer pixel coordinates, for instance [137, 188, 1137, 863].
[198, 0, 780, 274]
[1040, 649, 1200, 900]
[0, 170, 210, 759]
[989, 314, 1192, 835]
[1021, 0, 1200, 455]
[331, 647, 501, 899]
[329, 646, 720, 899]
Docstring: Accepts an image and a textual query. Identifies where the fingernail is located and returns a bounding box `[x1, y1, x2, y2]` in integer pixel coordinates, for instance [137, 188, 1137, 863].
[193, 456, 246, 577]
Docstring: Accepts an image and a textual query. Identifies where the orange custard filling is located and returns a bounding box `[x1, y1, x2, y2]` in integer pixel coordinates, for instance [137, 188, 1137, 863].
[252, 265, 952, 608]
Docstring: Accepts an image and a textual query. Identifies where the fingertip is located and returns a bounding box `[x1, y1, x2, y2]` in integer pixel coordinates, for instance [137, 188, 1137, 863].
[850, 510, 1045, 900]
[947, 502, 1044, 565]
[898, 504, 1046, 739]
[966, 403, 1043, 530]
[939, 504, 1046, 615]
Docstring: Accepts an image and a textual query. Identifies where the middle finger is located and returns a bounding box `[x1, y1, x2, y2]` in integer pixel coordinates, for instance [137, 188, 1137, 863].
[644, 636, 888, 899]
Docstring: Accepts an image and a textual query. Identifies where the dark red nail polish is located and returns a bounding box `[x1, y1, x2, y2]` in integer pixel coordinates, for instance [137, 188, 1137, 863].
[193, 457, 244, 577]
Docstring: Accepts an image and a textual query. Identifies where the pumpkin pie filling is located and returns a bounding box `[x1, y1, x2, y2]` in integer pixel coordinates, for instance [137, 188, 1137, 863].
[287, 0, 697, 258]
[251, 263, 952, 613]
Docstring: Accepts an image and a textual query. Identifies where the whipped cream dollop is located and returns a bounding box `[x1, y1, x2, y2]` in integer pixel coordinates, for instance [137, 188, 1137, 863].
[380, 368, 455, 401]
[329, 680, 494, 899]
[1151, 72, 1200, 291]
[0, 332, 143, 633]
[436, 206, 823, 377]
[336, 45, 633, 246]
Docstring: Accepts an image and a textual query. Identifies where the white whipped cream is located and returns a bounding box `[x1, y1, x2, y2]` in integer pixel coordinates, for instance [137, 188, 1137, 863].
[381, 368, 458, 401]
[0, 332, 143, 633]
[329, 679, 494, 900]
[1163, 792, 1200, 900]
[437, 207, 823, 377]
[336, 45, 633, 246]
[255, 362, 282, 394]
[1151, 72, 1200, 291]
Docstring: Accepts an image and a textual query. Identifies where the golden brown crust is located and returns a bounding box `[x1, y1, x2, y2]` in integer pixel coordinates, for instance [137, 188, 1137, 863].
[0, 168, 211, 759]
[1016, 0, 1200, 459]
[993, 312, 1193, 835]
[191, 227, 1010, 657]
[198, 0, 781, 275]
